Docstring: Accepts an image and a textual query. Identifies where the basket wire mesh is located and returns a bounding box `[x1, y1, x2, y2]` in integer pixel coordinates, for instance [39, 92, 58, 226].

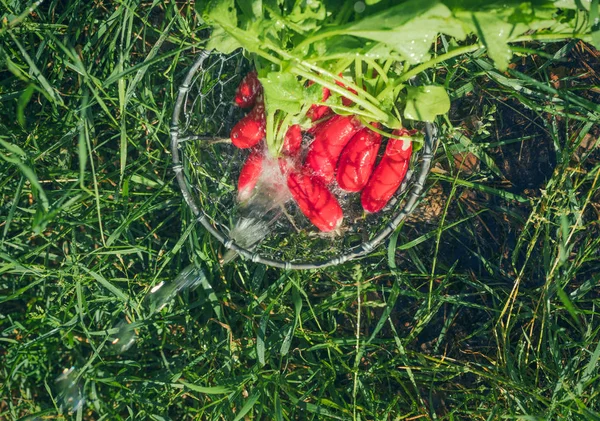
[170, 49, 438, 270]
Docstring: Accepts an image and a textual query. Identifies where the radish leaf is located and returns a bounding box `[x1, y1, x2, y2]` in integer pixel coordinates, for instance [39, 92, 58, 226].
[403, 85, 450, 122]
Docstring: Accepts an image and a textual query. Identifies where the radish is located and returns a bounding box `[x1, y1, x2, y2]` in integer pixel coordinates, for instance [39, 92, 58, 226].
[279, 124, 303, 176]
[361, 129, 413, 213]
[230, 103, 266, 149]
[237, 150, 263, 202]
[307, 114, 334, 136]
[234, 71, 262, 108]
[305, 114, 363, 184]
[282, 124, 302, 156]
[306, 84, 332, 122]
[306, 74, 355, 119]
[287, 169, 343, 232]
[336, 124, 382, 192]
[384, 128, 416, 162]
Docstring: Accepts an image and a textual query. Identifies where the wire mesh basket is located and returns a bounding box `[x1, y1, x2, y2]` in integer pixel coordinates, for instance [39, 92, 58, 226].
[170, 49, 438, 270]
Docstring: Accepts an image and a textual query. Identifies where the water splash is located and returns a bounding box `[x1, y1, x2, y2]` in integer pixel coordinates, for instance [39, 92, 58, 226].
[143, 265, 206, 314]
[224, 154, 291, 264]
[104, 265, 206, 351]
[108, 320, 138, 353]
[55, 367, 84, 412]
[223, 207, 283, 264]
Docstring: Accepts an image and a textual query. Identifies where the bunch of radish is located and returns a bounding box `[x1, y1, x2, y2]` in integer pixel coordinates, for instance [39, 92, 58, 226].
[230, 71, 416, 233]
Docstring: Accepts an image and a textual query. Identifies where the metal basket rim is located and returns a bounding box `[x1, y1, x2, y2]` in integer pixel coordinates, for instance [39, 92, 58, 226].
[170, 49, 438, 270]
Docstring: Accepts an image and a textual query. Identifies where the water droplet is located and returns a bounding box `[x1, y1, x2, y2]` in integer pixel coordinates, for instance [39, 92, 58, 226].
[354, 1, 366, 13]
[55, 367, 84, 413]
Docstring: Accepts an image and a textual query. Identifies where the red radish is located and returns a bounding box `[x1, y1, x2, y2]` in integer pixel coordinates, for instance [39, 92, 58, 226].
[361, 157, 410, 213]
[361, 129, 414, 213]
[287, 169, 343, 232]
[234, 71, 262, 108]
[282, 124, 302, 156]
[307, 114, 334, 136]
[305, 114, 363, 184]
[230, 103, 266, 149]
[307, 83, 332, 122]
[385, 128, 417, 162]
[336, 124, 382, 192]
[237, 150, 263, 202]
[279, 125, 303, 176]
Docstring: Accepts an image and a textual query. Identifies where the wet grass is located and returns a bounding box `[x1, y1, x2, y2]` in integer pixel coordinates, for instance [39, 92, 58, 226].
[1, 1, 600, 420]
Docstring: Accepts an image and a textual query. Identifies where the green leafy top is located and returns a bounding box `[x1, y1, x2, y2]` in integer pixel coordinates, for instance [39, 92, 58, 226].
[197, 0, 597, 155]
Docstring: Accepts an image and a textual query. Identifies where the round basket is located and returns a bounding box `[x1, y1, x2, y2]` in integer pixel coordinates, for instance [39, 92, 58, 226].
[170, 49, 438, 270]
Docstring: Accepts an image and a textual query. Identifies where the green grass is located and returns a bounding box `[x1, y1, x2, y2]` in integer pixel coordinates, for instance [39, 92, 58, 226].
[1, 1, 600, 420]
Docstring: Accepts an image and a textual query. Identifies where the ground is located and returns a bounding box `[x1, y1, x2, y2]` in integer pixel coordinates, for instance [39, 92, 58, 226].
[1, 2, 599, 420]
